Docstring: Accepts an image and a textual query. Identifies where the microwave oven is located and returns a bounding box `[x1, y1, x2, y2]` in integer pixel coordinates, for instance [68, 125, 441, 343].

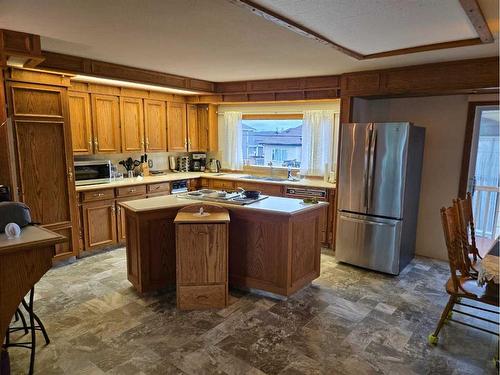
[74, 160, 112, 186]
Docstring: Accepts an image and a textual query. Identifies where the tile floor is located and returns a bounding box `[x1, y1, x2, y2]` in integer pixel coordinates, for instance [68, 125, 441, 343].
[7, 248, 499, 375]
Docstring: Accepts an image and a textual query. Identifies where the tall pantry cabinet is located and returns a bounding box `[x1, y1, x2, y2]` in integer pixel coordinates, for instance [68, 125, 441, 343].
[4, 68, 79, 259]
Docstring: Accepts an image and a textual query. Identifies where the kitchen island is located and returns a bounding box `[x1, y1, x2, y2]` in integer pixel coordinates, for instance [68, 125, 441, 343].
[120, 195, 327, 298]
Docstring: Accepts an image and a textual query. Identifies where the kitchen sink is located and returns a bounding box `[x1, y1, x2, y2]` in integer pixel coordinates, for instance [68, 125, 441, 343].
[238, 175, 288, 182]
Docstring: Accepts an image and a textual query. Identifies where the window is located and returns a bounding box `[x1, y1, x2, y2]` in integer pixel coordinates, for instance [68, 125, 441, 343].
[242, 116, 303, 168]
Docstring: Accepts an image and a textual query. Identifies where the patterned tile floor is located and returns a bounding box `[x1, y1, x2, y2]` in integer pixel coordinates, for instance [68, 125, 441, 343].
[7, 248, 499, 375]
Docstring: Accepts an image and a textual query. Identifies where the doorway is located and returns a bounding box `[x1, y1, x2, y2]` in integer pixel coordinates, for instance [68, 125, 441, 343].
[460, 101, 500, 239]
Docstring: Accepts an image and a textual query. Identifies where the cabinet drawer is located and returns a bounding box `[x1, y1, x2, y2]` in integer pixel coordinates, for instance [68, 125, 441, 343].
[177, 284, 226, 310]
[82, 188, 115, 202]
[116, 184, 147, 197]
[147, 182, 170, 193]
[210, 179, 235, 190]
[147, 191, 170, 198]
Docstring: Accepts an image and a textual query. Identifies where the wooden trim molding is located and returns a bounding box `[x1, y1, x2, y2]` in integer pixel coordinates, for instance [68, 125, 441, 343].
[0, 29, 44, 68]
[459, 0, 494, 43]
[230, 0, 494, 60]
[38, 51, 215, 93]
[458, 100, 499, 198]
[229, 0, 362, 60]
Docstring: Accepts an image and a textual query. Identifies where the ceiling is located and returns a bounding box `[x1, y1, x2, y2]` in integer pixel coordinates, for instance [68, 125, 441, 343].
[0, 0, 498, 82]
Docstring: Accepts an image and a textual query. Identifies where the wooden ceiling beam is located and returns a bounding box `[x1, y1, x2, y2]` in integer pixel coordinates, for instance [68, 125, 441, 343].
[459, 0, 494, 43]
[229, 0, 363, 60]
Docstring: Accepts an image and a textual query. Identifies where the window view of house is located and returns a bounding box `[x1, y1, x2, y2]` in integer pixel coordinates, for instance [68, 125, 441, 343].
[242, 118, 303, 167]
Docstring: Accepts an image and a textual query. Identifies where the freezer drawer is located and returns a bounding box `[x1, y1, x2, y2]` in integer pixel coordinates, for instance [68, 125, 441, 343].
[335, 212, 402, 275]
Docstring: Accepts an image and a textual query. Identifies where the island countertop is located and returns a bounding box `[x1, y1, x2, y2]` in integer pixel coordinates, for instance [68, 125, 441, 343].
[119, 194, 328, 216]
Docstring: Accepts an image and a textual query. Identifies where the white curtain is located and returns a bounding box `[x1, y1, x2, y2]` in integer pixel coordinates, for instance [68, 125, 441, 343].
[300, 110, 338, 176]
[220, 111, 243, 170]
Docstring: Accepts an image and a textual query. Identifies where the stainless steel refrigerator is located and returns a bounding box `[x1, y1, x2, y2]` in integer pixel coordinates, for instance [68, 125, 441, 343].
[335, 122, 425, 275]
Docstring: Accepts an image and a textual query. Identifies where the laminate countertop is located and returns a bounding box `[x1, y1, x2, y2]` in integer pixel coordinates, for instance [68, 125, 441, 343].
[75, 172, 336, 192]
[119, 194, 328, 216]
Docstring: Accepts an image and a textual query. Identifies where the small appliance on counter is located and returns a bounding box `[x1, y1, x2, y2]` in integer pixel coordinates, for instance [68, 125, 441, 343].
[74, 160, 112, 185]
[177, 156, 190, 172]
[191, 153, 207, 172]
[208, 158, 221, 173]
[169, 155, 178, 172]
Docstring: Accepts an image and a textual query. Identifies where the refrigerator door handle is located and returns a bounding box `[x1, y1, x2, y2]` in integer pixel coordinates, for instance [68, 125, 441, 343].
[363, 124, 372, 209]
[340, 215, 397, 227]
[367, 129, 377, 210]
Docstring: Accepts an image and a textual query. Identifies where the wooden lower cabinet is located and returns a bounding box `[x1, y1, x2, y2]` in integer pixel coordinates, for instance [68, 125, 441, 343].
[82, 199, 117, 250]
[117, 195, 145, 243]
[236, 181, 283, 196]
[209, 179, 235, 190]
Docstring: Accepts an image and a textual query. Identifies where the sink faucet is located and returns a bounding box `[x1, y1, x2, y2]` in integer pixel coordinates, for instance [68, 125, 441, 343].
[287, 166, 292, 180]
[268, 161, 274, 178]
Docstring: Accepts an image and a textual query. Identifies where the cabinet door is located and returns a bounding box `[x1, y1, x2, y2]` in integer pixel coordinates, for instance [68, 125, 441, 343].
[116, 195, 145, 243]
[120, 97, 144, 152]
[187, 104, 199, 151]
[91, 94, 121, 153]
[176, 223, 227, 284]
[8, 81, 79, 259]
[167, 102, 187, 151]
[144, 99, 167, 152]
[82, 199, 117, 250]
[197, 105, 208, 152]
[68, 91, 92, 154]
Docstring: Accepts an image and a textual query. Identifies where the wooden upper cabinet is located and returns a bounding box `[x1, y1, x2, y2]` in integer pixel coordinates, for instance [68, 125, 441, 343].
[144, 99, 167, 152]
[68, 91, 92, 154]
[197, 104, 218, 152]
[91, 94, 121, 153]
[120, 97, 144, 152]
[187, 104, 200, 151]
[167, 102, 187, 152]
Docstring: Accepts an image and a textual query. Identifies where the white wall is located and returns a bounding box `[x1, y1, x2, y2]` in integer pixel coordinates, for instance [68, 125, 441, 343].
[352, 95, 470, 260]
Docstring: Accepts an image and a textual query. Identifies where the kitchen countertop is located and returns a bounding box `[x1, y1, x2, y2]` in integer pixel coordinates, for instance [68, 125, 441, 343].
[75, 172, 336, 192]
[119, 194, 328, 216]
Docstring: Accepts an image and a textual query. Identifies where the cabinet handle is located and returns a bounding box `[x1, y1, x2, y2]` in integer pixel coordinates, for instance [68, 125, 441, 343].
[94, 137, 98, 149]
[184, 138, 187, 149]
[111, 205, 115, 212]
[146, 138, 150, 148]
[88, 138, 93, 148]
[129, 188, 136, 192]
[68, 169, 73, 182]
[93, 192, 104, 197]
[141, 139, 145, 148]
[117, 206, 121, 213]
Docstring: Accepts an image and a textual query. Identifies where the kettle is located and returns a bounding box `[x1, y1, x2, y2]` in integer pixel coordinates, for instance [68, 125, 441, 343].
[209, 159, 221, 173]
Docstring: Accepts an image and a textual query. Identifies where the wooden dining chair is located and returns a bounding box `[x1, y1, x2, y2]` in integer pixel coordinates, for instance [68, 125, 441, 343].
[428, 205, 499, 345]
[455, 192, 481, 262]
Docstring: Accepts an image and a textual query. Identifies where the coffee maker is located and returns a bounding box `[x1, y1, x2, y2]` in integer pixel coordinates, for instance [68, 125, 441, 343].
[191, 153, 207, 172]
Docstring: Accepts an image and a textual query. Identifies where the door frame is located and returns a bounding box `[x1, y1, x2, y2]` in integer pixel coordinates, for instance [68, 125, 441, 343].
[458, 100, 499, 198]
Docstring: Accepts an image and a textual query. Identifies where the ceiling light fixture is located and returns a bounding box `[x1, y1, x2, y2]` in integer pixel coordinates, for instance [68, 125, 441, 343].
[72, 74, 202, 95]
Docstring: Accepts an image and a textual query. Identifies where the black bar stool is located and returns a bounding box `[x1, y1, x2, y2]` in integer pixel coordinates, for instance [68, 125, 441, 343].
[4, 287, 50, 375]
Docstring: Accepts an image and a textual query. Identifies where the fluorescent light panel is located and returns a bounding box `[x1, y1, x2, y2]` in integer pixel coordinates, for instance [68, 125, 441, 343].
[72, 74, 202, 95]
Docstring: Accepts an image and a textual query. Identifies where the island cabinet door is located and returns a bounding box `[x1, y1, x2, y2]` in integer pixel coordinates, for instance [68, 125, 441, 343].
[82, 199, 117, 250]
[120, 97, 144, 152]
[176, 223, 227, 284]
[167, 102, 187, 151]
[91, 94, 121, 153]
[116, 196, 145, 243]
[144, 99, 167, 152]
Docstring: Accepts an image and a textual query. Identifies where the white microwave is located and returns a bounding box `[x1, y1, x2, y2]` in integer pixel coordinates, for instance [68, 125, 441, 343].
[74, 160, 112, 186]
